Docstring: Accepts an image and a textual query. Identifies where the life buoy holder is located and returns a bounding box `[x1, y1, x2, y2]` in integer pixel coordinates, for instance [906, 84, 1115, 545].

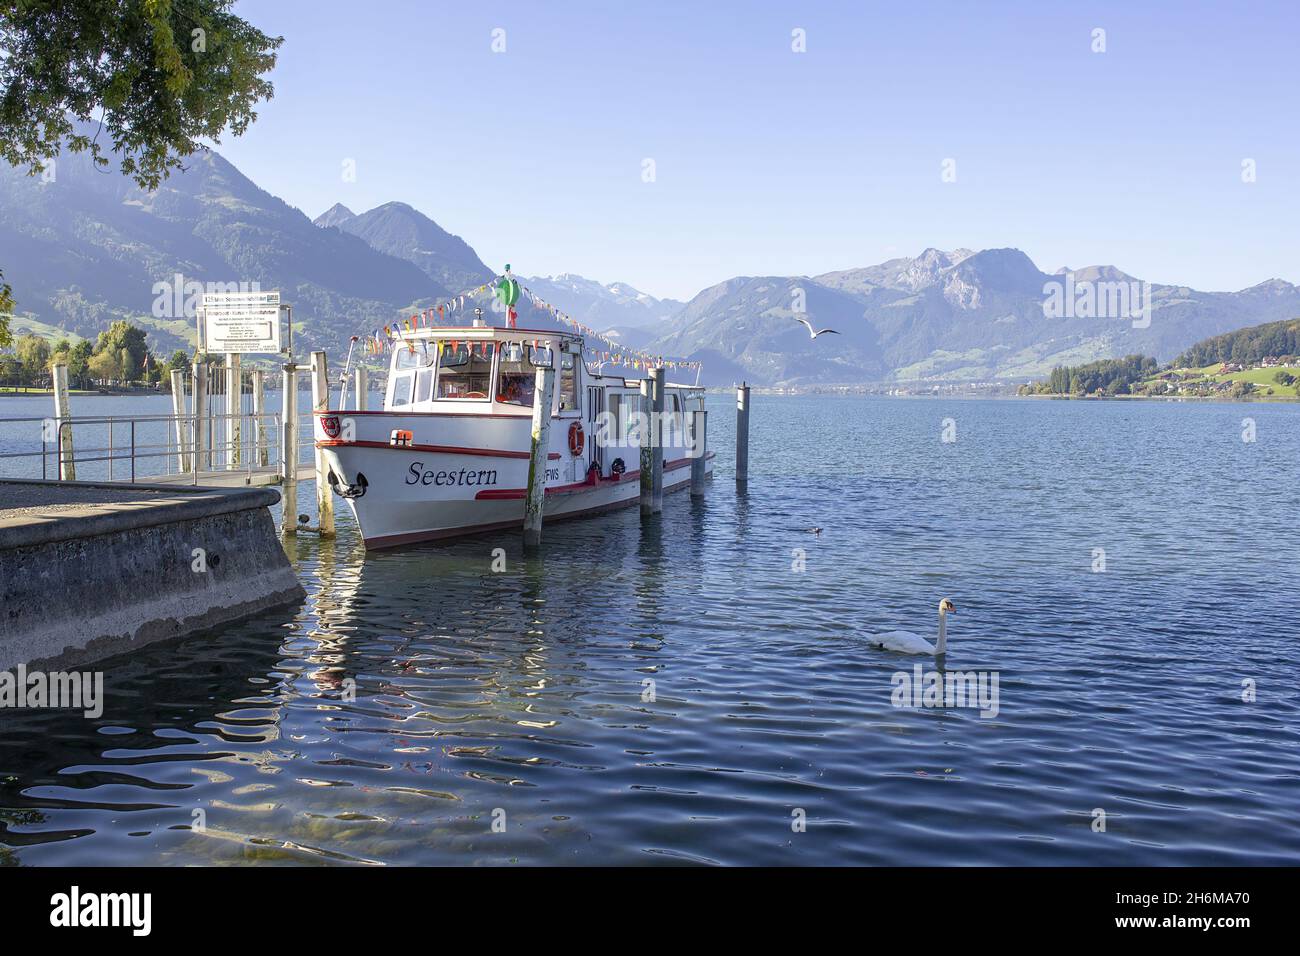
[568, 420, 585, 457]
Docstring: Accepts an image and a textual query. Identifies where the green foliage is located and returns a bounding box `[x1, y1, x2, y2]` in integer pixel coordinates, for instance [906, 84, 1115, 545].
[1272, 370, 1296, 387]
[14, 332, 50, 385]
[48, 337, 94, 389]
[1175, 318, 1300, 368]
[88, 348, 120, 384]
[0, 1, 280, 335]
[0, 267, 12, 347]
[93, 319, 151, 379]
[1024, 354, 1158, 396]
[0, 0, 282, 191]
[68, 339, 93, 387]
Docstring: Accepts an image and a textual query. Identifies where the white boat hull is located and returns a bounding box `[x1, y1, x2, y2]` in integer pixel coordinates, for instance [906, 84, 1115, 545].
[314, 410, 711, 549]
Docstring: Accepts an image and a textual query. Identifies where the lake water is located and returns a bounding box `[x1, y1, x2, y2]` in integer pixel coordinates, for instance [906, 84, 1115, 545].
[1, 393, 1298, 865]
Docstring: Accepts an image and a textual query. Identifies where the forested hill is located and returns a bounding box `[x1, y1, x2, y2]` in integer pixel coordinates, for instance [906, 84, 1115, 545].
[1026, 355, 1159, 396]
[1175, 317, 1300, 367]
[1021, 317, 1300, 397]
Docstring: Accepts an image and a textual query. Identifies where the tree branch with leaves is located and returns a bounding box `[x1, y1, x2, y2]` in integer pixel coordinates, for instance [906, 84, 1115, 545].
[0, 269, 13, 348]
[0, 0, 281, 332]
[0, 0, 282, 189]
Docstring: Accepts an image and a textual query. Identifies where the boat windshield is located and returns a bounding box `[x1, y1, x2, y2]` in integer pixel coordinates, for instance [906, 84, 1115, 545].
[559, 352, 579, 412]
[394, 341, 428, 369]
[495, 341, 536, 407]
[437, 341, 494, 400]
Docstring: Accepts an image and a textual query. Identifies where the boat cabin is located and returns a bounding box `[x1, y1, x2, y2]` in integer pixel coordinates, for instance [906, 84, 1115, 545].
[383, 326, 703, 433]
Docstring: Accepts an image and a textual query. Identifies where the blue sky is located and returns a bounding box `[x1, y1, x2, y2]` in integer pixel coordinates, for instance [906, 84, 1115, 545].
[218, 0, 1300, 300]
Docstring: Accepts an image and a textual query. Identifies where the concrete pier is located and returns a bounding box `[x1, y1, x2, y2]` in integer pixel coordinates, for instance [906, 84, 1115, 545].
[0, 479, 304, 670]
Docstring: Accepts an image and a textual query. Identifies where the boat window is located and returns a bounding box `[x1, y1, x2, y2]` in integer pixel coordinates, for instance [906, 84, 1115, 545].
[496, 342, 536, 407]
[609, 392, 638, 447]
[391, 373, 413, 406]
[669, 392, 683, 443]
[559, 352, 579, 413]
[394, 342, 427, 370]
[437, 341, 494, 400]
[415, 368, 432, 403]
[607, 393, 624, 446]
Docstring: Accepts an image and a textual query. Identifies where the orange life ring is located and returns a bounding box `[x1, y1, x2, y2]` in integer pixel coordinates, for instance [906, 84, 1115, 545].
[568, 420, 585, 457]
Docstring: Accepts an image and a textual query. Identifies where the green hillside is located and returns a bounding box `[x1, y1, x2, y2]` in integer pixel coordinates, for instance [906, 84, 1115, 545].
[1174, 317, 1300, 367]
[1022, 319, 1300, 398]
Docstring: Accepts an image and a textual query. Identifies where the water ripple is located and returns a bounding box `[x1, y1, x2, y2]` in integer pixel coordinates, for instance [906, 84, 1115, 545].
[2, 396, 1299, 864]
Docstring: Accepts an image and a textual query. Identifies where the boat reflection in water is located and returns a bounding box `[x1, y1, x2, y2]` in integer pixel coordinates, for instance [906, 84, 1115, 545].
[0, 499, 693, 864]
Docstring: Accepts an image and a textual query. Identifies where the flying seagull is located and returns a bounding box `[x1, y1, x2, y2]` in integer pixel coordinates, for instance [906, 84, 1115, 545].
[795, 317, 840, 339]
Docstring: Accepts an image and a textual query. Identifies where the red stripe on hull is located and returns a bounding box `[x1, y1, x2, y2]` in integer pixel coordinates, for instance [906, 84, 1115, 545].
[317, 439, 531, 460]
[363, 470, 705, 550]
[474, 470, 637, 500]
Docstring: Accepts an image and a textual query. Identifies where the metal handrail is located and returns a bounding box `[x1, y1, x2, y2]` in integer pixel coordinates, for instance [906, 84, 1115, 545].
[0, 410, 298, 484]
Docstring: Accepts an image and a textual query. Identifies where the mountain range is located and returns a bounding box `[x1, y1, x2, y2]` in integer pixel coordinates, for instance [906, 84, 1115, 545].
[3, 142, 1298, 385]
[518, 274, 682, 350]
[0, 145, 450, 358]
[311, 201, 494, 293]
[654, 249, 1300, 384]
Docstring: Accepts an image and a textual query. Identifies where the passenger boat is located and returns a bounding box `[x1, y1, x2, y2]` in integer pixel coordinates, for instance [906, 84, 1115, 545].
[313, 324, 712, 549]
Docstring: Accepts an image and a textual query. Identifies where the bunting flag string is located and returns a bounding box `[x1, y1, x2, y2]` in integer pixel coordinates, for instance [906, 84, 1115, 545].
[515, 282, 702, 372]
[352, 269, 703, 374]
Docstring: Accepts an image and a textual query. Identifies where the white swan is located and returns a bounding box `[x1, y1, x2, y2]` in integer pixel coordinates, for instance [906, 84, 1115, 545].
[867, 599, 955, 655]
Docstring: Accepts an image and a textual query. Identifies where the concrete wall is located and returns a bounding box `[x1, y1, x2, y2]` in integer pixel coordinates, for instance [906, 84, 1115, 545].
[0, 480, 305, 669]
